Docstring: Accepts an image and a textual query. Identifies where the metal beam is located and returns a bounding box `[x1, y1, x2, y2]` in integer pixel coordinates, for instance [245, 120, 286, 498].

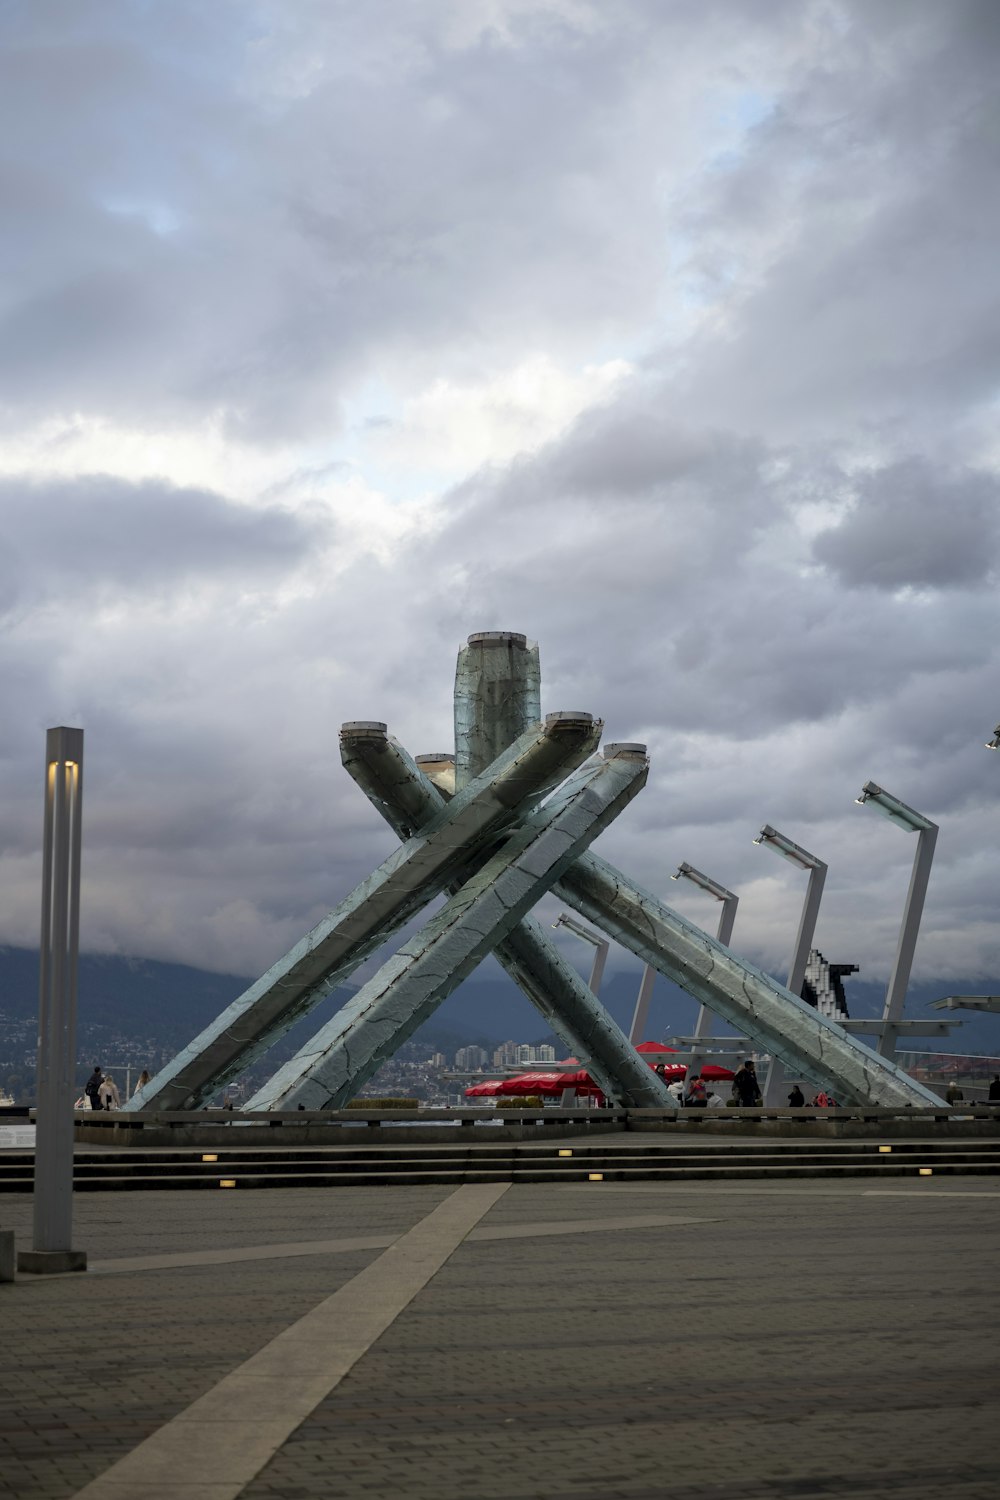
[245, 746, 650, 1110]
[129, 712, 601, 1111]
[555, 853, 942, 1107]
[334, 729, 673, 1108]
[931, 996, 1000, 1013]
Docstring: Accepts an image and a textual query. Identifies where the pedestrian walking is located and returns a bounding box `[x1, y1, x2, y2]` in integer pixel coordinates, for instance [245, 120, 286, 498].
[988, 1075, 1000, 1105]
[945, 1079, 964, 1105]
[787, 1084, 805, 1107]
[133, 1070, 152, 1097]
[84, 1066, 103, 1111]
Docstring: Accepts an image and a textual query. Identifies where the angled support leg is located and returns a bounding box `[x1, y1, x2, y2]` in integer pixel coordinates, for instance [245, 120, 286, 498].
[555, 854, 943, 1108]
[338, 725, 673, 1107]
[129, 713, 601, 1111]
[245, 747, 649, 1111]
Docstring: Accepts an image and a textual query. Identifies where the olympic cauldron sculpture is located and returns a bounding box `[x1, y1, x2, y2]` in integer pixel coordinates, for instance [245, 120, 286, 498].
[128, 633, 938, 1113]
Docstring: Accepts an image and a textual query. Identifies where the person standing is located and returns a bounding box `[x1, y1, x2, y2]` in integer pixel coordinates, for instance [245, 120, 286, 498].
[787, 1084, 805, 1107]
[734, 1060, 762, 1107]
[685, 1075, 708, 1107]
[133, 1069, 152, 1099]
[84, 1066, 103, 1111]
[988, 1075, 1000, 1105]
[99, 1074, 120, 1111]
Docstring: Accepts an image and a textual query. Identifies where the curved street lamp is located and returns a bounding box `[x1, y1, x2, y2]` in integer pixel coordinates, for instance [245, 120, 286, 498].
[753, 825, 827, 1103]
[856, 781, 938, 1059]
[552, 912, 609, 996]
[669, 862, 739, 1081]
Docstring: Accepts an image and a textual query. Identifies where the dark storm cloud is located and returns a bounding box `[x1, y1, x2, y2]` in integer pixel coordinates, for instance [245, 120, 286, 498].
[813, 460, 1000, 590]
[0, 475, 318, 613]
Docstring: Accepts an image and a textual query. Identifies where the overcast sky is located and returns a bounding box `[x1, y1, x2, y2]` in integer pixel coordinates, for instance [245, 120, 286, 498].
[2, 0, 998, 1003]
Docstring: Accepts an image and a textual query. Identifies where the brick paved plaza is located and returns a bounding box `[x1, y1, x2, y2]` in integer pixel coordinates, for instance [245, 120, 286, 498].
[1, 1174, 997, 1500]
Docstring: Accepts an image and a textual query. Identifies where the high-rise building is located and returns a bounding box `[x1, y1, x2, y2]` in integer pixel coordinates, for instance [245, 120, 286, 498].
[455, 1045, 490, 1071]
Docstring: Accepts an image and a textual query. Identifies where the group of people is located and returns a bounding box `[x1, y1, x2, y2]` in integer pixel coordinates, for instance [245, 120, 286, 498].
[75, 1065, 152, 1111]
[655, 1058, 839, 1109]
[653, 1058, 764, 1108]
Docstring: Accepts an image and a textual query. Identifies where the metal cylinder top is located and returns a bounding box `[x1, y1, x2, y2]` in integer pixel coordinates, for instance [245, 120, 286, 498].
[415, 753, 455, 766]
[603, 742, 647, 759]
[454, 632, 542, 788]
[545, 711, 594, 728]
[466, 631, 528, 648]
[340, 721, 388, 737]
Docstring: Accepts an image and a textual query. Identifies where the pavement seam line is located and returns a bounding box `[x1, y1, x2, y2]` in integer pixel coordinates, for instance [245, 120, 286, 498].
[86, 1232, 400, 1274]
[77, 1211, 714, 1275]
[67, 1181, 510, 1500]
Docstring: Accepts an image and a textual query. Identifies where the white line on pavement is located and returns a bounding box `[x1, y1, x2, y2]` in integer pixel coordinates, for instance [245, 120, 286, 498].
[68, 1181, 509, 1500]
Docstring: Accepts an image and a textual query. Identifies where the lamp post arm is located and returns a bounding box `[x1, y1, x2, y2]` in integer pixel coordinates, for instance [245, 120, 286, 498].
[787, 861, 827, 998]
[879, 823, 938, 1056]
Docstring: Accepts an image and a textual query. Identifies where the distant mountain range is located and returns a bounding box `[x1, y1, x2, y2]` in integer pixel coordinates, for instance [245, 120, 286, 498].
[1, 942, 996, 1096]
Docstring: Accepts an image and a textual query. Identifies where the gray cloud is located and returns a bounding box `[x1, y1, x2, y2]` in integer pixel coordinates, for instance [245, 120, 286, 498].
[0, 475, 319, 614]
[812, 459, 1000, 589]
[0, 0, 998, 998]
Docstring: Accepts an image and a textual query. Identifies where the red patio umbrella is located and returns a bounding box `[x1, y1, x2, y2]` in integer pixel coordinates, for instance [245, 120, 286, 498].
[463, 1048, 734, 1101]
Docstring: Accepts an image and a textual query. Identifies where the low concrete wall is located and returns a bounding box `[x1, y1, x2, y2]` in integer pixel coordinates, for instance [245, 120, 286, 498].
[71, 1108, 628, 1148]
[68, 1104, 1000, 1147]
[626, 1108, 1000, 1139]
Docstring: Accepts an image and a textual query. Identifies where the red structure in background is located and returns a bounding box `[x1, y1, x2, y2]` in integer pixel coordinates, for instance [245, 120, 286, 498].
[464, 1042, 735, 1102]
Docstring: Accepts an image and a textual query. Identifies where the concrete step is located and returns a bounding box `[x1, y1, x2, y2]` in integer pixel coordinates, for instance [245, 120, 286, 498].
[4, 1140, 1000, 1193]
[3, 1152, 1000, 1192]
[59, 1161, 1000, 1190]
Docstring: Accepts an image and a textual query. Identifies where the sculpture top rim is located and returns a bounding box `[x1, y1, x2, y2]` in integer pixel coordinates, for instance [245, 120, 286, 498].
[466, 630, 528, 648]
[544, 711, 594, 729]
[340, 720, 388, 737]
[603, 741, 648, 759]
[415, 753, 455, 765]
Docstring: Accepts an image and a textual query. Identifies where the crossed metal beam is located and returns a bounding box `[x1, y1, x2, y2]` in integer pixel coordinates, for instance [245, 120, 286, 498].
[130, 633, 941, 1114]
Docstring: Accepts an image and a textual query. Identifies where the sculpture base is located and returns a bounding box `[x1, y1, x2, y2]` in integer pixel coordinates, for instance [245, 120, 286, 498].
[16, 1248, 87, 1276]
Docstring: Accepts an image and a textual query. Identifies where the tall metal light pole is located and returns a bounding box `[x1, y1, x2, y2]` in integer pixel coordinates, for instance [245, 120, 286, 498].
[552, 912, 609, 995]
[628, 961, 657, 1045]
[18, 727, 87, 1276]
[753, 826, 827, 998]
[669, 862, 738, 1081]
[753, 825, 827, 1103]
[551, 913, 612, 1105]
[856, 781, 938, 1060]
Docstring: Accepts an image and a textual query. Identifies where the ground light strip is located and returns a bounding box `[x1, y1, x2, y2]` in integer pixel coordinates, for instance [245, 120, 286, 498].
[69, 1182, 509, 1500]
